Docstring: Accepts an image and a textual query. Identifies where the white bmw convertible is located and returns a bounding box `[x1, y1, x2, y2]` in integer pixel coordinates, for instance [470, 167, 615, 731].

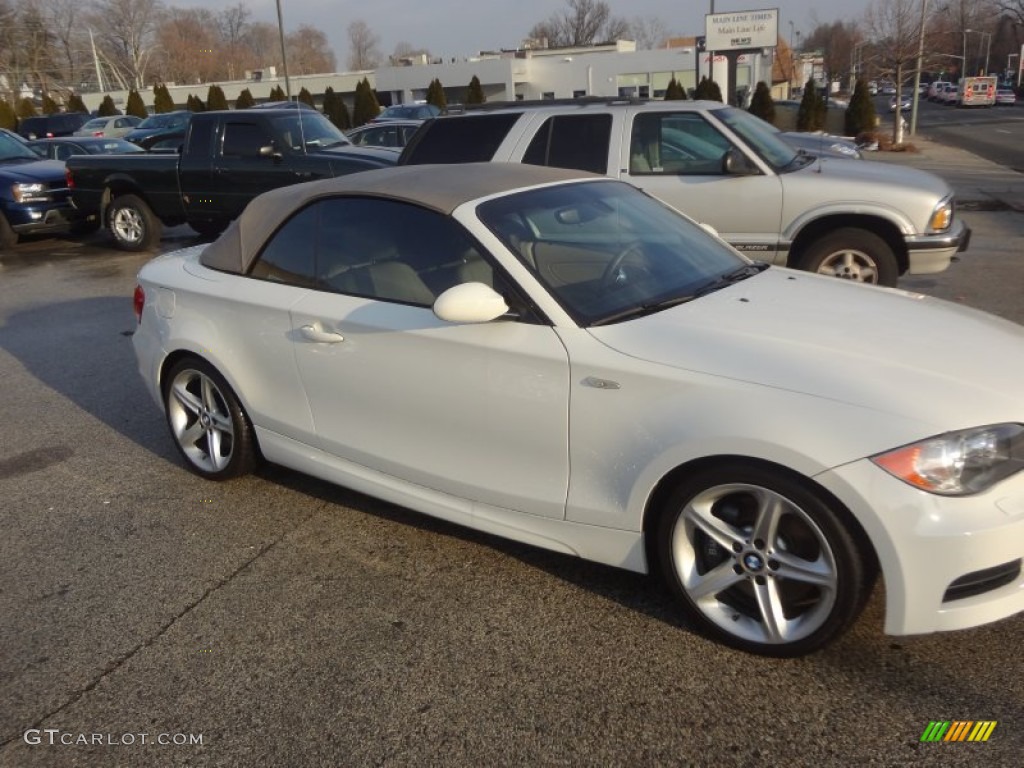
[132, 163, 1024, 656]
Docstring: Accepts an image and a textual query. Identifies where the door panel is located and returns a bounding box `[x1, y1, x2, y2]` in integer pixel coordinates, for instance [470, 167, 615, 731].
[289, 293, 571, 518]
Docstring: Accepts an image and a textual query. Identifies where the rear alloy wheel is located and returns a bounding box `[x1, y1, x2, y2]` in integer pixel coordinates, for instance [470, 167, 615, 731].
[656, 463, 870, 657]
[163, 358, 257, 480]
[800, 228, 899, 287]
[107, 193, 162, 251]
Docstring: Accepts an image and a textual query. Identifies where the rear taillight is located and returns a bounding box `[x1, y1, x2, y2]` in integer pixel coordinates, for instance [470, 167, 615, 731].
[133, 285, 145, 323]
[93, 131, 103, 137]
[65, 168, 74, 188]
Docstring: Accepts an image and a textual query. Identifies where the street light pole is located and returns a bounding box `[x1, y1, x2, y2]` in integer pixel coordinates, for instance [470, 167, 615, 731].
[275, 0, 292, 100]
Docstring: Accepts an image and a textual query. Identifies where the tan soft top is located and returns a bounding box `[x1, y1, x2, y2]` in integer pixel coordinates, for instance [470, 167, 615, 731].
[200, 163, 599, 274]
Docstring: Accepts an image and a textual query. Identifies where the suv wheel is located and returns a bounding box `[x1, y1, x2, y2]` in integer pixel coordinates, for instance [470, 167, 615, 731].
[800, 228, 899, 287]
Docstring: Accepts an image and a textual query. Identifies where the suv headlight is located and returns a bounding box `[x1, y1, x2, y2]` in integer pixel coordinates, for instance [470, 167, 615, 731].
[927, 196, 953, 232]
[872, 424, 1024, 495]
[12, 182, 49, 203]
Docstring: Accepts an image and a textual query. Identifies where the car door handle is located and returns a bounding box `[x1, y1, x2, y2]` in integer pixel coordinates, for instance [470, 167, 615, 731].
[299, 324, 344, 343]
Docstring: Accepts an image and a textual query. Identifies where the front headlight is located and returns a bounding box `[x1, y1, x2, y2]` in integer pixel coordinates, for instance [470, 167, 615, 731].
[12, 182, 49, 203]
[872, 424, 1024, 496]
[927, 197, 953, 232]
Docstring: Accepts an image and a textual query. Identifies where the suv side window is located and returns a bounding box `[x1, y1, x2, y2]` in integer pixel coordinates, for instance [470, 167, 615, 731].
[523, 114, 611, 174]
[630, 112, 732, 176]
[400, 113, 520, 164]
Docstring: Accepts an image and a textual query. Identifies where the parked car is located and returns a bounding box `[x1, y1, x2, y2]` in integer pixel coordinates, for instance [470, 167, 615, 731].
[373, 103, 442, 122]
[251, 100, 317, 110]
[0, 128, 89, 249]
[940, 83, 960, 105]
[927, 81, 949, 101]
[889, 94, 912, 112]
[995, 87, 1017, 106]
[67, 108, 396, 249]
[399, 100, 970, 287]
[74, 115, 142, 138]
[133, 130, 185, 152]
[132, 162, 1024, 657]
[123, 110, 192, 146]
[27, 137, 144, 161]
[345, 119, 422, 149]
[16, 112, 91, 139]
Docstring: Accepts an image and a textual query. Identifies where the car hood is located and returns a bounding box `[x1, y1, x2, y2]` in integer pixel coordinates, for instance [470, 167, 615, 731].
[321, 145, 399, 164]
[793, 155, 950, 198]
[587, 268, 1024, 428]
[0, 158, 68, 182]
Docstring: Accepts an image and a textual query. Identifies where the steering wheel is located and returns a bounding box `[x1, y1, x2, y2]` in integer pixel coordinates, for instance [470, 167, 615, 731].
[600, 241, 645, 288]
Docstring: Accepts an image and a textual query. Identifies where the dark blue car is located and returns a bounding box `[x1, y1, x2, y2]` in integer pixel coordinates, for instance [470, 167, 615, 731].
[0, 128, 89, 250]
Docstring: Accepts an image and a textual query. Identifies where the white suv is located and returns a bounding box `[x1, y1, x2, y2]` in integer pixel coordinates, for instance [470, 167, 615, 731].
[400, 100, 970, 286]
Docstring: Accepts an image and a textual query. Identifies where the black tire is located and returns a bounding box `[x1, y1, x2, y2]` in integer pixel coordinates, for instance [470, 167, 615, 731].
[162, 357, 258, 480]
[190, 219, 228, 238]
[655, 461, 871, 657]
[107, 193, 162, 251]
[0, 213, 17, 251]
[799, 227, 899, 287]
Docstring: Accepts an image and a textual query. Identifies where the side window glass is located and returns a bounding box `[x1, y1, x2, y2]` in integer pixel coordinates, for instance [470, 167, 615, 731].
[315, 198, 493, 305]
[523, 115, 611, 174]
[222, 122, 272, 157]
[186, 118, 215, 157]
[249, 203, 318, 286]
[631, 113, 731, 176]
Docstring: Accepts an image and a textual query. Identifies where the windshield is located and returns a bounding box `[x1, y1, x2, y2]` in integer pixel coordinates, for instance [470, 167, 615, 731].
[0, 131, 43, 161]
[477, 181, 751, 326]
[269, 112, 351, 149]
[714, 107, 801, 170]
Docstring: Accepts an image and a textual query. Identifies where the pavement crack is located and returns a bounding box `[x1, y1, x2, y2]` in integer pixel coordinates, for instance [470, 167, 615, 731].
[0, 512, 313, 748]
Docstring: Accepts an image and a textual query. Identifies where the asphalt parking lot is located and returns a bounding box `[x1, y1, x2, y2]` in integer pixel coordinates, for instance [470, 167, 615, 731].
[1, 196, 1023, 765]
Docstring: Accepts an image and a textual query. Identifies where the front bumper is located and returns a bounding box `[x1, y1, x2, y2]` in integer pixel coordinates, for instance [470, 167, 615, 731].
[6, 203, 85, 235]
[904, 219, 971, 275]
[816, 460, 1024, 636]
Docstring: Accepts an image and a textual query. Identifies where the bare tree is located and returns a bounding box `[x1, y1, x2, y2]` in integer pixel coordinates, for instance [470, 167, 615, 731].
[90, 0, 164, 88]
[287, 25, 336, 75]
[628, 16, 672, 50]
[347, 20, 381, 70]
[865, 0, 922, 144]
[390, 41, 432, 66]
[155, 8, 220, 84]
[528, 0, 630, 47]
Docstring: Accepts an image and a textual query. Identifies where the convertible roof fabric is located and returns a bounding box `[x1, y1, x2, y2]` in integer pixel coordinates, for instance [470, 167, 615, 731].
[199, 163, 599, 274]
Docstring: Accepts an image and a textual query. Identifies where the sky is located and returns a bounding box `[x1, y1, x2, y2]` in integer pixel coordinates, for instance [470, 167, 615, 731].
[182, 0, 872, 68]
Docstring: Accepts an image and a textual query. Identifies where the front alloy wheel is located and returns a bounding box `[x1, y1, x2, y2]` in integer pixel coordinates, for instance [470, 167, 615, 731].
[163, 358, 256, 479]
[657, 464, 870, 656]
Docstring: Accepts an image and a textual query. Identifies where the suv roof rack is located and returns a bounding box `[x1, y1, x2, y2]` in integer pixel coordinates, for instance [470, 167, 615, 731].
[445, 96, 649, 114]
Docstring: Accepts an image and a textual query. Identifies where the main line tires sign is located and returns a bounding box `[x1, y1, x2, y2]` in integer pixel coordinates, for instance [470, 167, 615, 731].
[705, 8, 778, 52]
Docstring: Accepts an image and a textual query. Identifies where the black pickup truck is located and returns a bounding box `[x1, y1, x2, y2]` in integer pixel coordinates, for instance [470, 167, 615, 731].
[66, 108, 397, 250]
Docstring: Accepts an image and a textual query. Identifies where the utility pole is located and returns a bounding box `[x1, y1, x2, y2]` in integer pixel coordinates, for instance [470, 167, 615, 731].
[909, 0, 928, 136]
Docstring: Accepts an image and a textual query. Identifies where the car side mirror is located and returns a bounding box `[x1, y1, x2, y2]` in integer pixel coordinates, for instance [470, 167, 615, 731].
[433, 282, 510, 324]
[259, 144, 283, 161]
[722, 147, 759, 176]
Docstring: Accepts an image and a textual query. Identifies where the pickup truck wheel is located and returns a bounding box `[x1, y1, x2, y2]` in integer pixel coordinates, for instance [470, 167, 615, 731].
[0, 214, 17, 250]
[108, 194, 162, 251]
[190, 219, 228, 238]
[799, 228, 898, 287]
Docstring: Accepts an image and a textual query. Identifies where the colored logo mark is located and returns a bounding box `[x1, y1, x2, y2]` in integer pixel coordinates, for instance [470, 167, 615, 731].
[920, 721, 997, 742]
